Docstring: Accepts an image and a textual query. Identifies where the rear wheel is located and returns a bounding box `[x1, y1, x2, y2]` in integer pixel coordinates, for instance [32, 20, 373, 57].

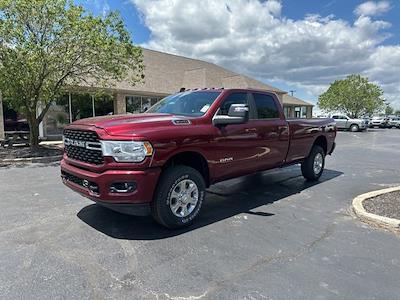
[301, 145, 325, 181]
[151, 165, 205, 229]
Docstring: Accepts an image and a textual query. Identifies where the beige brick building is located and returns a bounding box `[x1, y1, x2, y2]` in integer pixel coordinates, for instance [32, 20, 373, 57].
[1, 49, 313, 139]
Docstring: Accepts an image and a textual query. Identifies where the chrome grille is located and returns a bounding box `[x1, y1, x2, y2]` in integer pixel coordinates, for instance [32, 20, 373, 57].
[63, 129, 104, 165]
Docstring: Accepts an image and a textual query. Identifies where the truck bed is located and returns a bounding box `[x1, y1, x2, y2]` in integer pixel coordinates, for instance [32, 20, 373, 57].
[285, 118, 336, 163]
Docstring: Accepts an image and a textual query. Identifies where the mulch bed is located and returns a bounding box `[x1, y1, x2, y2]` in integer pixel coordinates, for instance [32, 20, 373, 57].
[0, 145, 63, 160]
[363, 191, 400, 220]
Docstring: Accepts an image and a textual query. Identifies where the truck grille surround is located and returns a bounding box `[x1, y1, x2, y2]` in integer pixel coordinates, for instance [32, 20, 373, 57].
[63, 129, 104, 165]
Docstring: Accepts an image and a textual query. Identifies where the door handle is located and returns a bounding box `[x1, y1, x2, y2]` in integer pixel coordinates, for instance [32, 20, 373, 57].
[278, 126, 288, 132]
[245, 128, 257, 133]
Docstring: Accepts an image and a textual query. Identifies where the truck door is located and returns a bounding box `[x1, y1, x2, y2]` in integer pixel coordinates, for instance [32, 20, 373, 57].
[332, 115, 346, 129]
[249, 92, 290, 170]
[211, 92, 265, 181]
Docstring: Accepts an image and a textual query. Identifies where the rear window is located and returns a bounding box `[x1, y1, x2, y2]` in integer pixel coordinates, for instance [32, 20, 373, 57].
[253, 93, 279, 119]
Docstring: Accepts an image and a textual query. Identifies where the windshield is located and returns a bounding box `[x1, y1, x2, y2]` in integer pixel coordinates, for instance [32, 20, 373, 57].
[146, 91, 221, 116]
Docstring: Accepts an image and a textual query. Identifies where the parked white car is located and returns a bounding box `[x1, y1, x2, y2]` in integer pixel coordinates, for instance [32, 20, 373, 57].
[388, 117, 400, 128]
[330, 114, 367, 132]
[370, 116, 388, 128]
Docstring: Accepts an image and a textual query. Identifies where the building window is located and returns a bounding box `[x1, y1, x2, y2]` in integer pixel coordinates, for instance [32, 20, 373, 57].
[126, 96, 142, 114]
[94, 95, 114, 116]
[43, 96, 69, 137]
[294, 107, 301, 118]
[283, 106, 289, 118]
[42, 93, 114, 138]
[294, 106, 308, 118]
[126, 95, 163, 113]
[301, 107, 307, 118]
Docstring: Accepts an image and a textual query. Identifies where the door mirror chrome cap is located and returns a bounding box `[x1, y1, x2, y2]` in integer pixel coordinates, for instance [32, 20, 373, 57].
[213, 104, 249, 126]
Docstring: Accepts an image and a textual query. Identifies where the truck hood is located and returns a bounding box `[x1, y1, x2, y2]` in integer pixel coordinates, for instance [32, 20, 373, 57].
[70, 113, 194, 137]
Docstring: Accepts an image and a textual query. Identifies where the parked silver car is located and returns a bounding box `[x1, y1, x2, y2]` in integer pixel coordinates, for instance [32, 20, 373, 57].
[330, 114, 367, 132]
[370, 116, 388, 128]
[388, 117, 400, 128]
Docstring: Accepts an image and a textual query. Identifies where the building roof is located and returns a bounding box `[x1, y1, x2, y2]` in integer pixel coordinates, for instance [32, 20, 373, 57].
[76, 48, 314, 107]
[110, 48, 286, 95]
[282, 94, 314, 107]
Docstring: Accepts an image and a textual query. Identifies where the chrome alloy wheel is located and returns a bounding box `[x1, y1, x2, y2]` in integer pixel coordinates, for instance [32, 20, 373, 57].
[313, 153, 323, 175]
[169, 179, 199, 217]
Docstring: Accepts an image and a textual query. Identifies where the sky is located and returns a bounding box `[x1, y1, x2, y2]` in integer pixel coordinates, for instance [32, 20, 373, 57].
[75, 0, 400, 109]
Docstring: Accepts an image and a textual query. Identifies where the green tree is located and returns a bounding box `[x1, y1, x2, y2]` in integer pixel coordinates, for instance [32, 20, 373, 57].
[318, 74, 384, 118]
[0, 0, 143, 146]
[385, 105, 394, 116]
[395, 110, 400, 116]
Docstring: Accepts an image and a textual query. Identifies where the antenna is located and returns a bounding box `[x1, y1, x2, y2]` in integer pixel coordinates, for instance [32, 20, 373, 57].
[289, 90, 296, 96]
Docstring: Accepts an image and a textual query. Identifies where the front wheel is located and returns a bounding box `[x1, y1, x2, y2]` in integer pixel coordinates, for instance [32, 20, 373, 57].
[349, 124, 359, 132]
[301, 145, 325, 181]
[151, 165, 206, 229]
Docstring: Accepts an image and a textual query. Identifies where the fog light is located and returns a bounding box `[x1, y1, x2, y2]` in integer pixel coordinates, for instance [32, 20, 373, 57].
[89, 184, 99, 194]
[110, 182, 136, 193]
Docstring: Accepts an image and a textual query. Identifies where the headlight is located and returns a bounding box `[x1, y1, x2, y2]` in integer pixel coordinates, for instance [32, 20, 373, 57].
[100, 141, 153, 162]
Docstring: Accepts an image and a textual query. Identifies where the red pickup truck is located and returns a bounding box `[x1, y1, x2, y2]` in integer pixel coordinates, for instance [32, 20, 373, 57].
[61, 89, 336, 228]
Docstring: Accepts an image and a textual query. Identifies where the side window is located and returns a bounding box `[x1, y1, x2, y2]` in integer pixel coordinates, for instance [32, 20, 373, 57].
[332, 115, 339, 119]
[253, 93, 279, 119]
[218, 92, 247, 115]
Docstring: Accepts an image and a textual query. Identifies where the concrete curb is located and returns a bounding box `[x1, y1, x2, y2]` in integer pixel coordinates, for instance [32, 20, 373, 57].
[0, 155, 62, 165]
[352, 186, 400, 229]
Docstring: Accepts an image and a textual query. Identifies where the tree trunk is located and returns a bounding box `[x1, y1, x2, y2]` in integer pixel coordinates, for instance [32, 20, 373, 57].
[27, 101, 52, 148]
[29, 122, 40, 148]
[26, 112, 40, 148]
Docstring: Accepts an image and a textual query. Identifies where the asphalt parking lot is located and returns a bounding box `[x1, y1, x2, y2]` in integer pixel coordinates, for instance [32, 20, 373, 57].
[1, 129, 400, 300]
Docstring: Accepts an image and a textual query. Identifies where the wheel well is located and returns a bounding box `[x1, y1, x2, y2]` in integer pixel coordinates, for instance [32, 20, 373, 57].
[350, 123, 359, 128]
[313, 136, 327, 154]
[164, 151, 210, 187]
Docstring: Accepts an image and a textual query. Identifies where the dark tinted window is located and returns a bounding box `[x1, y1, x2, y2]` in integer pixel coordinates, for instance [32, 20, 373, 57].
[253, 93, 279, 119]
[218, 92, 247, 115]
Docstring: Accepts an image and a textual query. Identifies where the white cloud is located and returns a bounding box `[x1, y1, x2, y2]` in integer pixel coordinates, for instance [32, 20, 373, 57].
[354, 1, 391, 16]
[132, 0, 400, 108]
[91, 0, 111, 17]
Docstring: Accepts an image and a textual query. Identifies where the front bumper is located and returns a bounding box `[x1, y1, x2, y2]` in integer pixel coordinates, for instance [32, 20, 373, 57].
[329, 142, 336, 155]
[61, 159, 161, 214]
[370, 122, 384, 126]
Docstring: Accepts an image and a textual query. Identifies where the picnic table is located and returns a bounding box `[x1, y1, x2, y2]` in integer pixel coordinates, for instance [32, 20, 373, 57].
[0, 131, 30, 147]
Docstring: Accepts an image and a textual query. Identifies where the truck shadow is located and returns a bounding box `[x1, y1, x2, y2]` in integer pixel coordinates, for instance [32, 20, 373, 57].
[77, 166, 342, 240]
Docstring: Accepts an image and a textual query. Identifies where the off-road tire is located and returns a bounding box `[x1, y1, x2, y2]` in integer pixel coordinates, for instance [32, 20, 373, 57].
[301, 145, 325, 181]
[151, 165, 206, 229]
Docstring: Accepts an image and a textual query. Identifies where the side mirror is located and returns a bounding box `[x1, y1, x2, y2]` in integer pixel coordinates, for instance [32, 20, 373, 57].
[213, 104, 249, 126]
